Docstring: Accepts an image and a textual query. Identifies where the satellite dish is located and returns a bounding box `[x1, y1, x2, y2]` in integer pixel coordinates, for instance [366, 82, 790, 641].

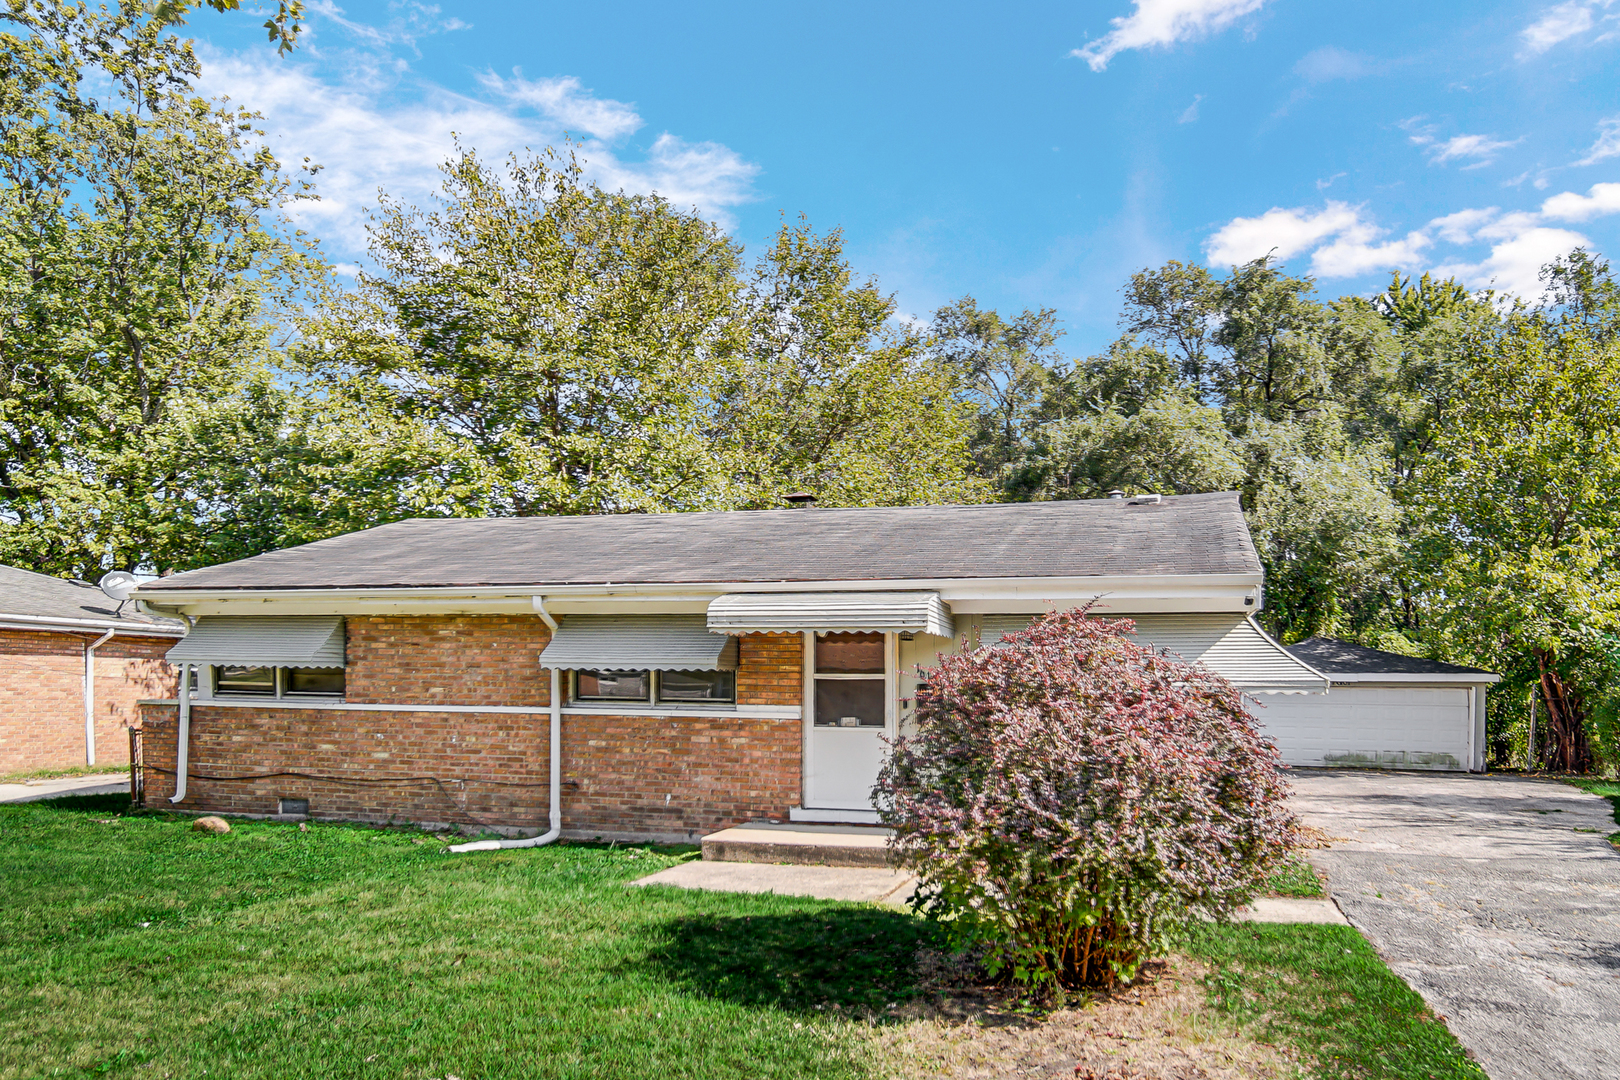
[98, 571, 139, 603]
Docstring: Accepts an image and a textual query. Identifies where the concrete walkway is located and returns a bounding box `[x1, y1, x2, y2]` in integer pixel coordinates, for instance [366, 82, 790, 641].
[1291, 769, 1620, 1080]
[634, 859, 1350, 926]
[0, 772, 130, 804]
[631, 860, 919, 904]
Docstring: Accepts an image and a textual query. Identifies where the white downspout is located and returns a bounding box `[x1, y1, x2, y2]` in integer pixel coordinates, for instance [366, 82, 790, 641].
[83, 629, 114, 766]
[169, 663, 192, 804]
[449, 665, 562, 853]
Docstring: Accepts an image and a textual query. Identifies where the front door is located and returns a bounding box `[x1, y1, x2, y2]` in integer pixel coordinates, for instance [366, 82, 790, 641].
[804, 631, 894, 810]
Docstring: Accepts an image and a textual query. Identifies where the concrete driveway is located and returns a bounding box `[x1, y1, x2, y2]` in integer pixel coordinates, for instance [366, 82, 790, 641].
[0, 772, 130, 804]
[1290, 769, 1620, 1080]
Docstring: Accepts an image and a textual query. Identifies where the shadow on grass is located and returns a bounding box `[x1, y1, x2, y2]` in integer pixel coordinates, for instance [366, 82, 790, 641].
[6, 793, 133, 814]
[641, 907, 946, 1014]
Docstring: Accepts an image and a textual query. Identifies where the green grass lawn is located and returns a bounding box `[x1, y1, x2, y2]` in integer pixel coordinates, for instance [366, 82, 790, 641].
[1, 796, 1478, 1080]
[1565, 777, 1620, 845]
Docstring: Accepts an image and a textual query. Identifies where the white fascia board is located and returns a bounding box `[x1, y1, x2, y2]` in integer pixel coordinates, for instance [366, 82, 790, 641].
[136, 573, 1264, 618]
[0, 612, 186, 637]
[1328, 673, 1502, 685]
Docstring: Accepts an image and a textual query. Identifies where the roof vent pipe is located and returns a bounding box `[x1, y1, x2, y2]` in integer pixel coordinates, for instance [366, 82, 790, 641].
[784, 492, 818, 508]
[1107, 490, 1126, 500]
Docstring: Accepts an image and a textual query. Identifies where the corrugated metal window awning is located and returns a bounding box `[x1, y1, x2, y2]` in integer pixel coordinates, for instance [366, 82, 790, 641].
[977, 612, 1328, 694]
[166, 616, 346, 668]
[706, 591, 955, 637]
[539, 614, 739, 671]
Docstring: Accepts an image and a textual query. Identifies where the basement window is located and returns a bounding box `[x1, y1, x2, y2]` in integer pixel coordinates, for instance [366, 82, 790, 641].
[213, 666, 346, 700]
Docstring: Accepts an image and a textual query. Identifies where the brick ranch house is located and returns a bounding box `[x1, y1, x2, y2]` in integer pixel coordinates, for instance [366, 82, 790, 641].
[1, 564, 183, 773]
[132, 493, 1332, 841]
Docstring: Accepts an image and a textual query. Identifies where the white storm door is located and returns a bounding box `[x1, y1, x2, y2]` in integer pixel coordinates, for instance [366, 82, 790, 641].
[804, 631, 895, 811]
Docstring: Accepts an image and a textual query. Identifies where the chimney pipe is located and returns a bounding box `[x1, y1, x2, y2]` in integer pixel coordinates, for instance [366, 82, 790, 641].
[1107, 489, 1126, 500]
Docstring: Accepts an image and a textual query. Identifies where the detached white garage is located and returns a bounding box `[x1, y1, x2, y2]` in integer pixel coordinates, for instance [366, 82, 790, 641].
[1265, 638, 1500, 772]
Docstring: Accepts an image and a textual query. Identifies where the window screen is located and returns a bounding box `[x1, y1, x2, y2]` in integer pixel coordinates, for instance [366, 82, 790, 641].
[815, 633, 884, 673]
[575, 670, 651, 702]
[215, 666, 275, 695]
[659, 670, 736, 702]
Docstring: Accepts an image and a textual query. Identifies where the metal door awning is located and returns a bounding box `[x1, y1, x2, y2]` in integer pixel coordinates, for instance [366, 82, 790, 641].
[166, 616, 346, 668]
[538, 614, 739, 671]
[706, 591, 954, 637]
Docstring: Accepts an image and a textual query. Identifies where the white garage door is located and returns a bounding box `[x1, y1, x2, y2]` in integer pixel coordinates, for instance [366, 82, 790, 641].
[1250, 685, 1473, 771]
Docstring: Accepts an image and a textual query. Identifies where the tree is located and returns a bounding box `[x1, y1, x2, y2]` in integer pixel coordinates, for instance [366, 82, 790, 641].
[0, 0, 320, 578]
[1413, 304, 1620, 772]
[726, 221, 988, 508]
[301, 146, 749, 520]
[931, 298, 1066, 487]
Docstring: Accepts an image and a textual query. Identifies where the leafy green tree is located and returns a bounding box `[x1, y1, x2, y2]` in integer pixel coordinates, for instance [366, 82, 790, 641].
[729, 221, 987, 507]
[1413, 302, 1620, 771]
[930, 298, 1066, 486]
[0, 0, 320, 578]
[301, 147, 749, 519]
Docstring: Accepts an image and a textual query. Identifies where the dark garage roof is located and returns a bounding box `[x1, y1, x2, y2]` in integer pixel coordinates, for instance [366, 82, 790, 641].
[139, 492, 1261, 593]
[1286, 637, 1497, 678]
[0, 564, 184, 634]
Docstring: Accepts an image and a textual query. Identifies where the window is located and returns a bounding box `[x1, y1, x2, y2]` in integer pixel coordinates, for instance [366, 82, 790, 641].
[574, 669, 652, 702]
[813, 632, 886, 727]
[570, 669, 735, 706]
[659, 669, 736, 702]
[212, 666, 345, 699]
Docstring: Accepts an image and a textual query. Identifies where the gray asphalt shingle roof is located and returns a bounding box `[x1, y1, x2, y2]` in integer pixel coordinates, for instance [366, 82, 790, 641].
[1285, 637, 1497, 677]
[0, 564, 184, 634]
[139, 492, 1260, 592]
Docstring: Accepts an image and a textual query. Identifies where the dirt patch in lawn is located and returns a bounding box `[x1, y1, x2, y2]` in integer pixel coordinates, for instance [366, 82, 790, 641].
[875, 954, 1299, 1080]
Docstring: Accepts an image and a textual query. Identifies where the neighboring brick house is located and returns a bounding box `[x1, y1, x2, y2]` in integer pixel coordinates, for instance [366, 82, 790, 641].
[1, 564, 184, 774]
[133, 494, 1333, 841]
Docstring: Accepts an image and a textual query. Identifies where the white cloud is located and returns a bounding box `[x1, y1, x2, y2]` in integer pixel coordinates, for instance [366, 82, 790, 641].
[1428, 207, 1499, 244]
[1311, 228, 1430, 278]
[1293, 46, 1378, 83]
[1520, 2, 1597, 55]
[477, 72, 642, 141]
[199, 52, 759, 256]
[1071, 0, 1270, 72]
[1203, 181, 1620, 298]
[1431, 227, 1591, 299]
[1574, 114, 1620, 165]
[1539, 181, 1620, 221]
[1204, 201, 1428, 277]
[1412, 132, 1522, 166]
[308, 0, 469, 50]
[1178, 94, 1204, 123]
[1205, 202, 1362, 265]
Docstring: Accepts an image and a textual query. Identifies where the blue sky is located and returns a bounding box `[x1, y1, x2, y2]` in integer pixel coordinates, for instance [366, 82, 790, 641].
[195, 0, 1620, 356]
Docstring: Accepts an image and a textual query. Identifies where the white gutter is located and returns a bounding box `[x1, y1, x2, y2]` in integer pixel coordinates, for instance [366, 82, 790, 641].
[531, 596, 558, 630]
[83, 629, 114, 765]
[448, 666, 562, 853]
[0, 611, 184, 636]
[131, 572, 1265, 605]
[1321, 673, 1502, 685]
[169, 663, 192, 804]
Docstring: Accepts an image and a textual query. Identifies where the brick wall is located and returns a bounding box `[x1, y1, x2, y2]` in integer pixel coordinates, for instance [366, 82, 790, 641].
[345, 615, 551, 706]
[140, 704, 551, 829]
[138, 619, 806, 840]
[1, 629, 175, 774]
[737, 632, 803, 707]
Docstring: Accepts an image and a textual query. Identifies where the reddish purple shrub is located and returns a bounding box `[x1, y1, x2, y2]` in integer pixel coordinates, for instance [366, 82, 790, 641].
[877, 608, 1300, 990]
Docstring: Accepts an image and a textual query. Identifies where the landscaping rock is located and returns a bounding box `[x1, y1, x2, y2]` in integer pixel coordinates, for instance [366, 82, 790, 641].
[192, 816, 231, 835]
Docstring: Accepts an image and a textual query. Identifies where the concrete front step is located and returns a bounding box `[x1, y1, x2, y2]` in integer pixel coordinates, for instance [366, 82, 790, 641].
[701, 821, 895, 867]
